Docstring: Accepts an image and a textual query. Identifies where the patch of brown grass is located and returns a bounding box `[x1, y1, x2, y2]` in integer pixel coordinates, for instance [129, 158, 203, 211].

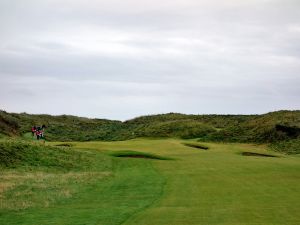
[0, 171, 112, 210]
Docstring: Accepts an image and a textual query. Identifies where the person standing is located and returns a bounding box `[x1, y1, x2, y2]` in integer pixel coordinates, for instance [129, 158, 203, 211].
[31, 126, 36, 137]
[36, 126, 41, 140]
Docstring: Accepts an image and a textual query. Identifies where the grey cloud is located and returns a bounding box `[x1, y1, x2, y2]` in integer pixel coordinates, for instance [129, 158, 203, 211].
[0, 0, 299, 120]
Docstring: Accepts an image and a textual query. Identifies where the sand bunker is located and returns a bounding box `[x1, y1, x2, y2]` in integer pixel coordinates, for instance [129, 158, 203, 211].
[111, 151, 170, 160]
[183, 143, 209, 150]
[241, 152, 278, 157]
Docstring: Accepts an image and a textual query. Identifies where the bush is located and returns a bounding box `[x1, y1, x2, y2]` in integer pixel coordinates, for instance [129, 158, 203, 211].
[270, 138, 300, 154]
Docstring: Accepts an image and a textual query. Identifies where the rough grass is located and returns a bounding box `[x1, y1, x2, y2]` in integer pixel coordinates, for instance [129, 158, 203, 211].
[0, 139, 113, 212]
[0, 140, 103, 170]
[54, 143, 74, 147]
[2, 110, 300, 153]
[0, 171, 111, 210]
[270, 138, 300, 154]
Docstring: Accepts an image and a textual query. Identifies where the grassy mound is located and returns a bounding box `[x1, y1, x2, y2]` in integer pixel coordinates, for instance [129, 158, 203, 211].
[0, 140, 99, 170]
[110, 150, 170, 160]
[0, 111, 19, 136]
[0, 110, 128, 142]
[131, 120, 216, 139]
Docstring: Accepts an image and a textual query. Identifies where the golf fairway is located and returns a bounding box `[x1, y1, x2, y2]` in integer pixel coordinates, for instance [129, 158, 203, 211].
[1, 139, 300, 225]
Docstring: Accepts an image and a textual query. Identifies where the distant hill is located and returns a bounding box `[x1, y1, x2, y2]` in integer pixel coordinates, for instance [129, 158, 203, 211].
[0, 110, 126, 141]
[124, 111, 300, 140]
[1, 110, 299, 153]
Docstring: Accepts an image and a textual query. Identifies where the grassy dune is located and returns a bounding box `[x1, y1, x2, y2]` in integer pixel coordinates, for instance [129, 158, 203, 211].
[1, 110, 300, 154]
[1, 139, 300, 225]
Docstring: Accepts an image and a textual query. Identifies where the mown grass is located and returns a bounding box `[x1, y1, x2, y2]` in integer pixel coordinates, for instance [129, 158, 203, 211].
[74, 139, 300, 225]
[1, 138, 300, 225]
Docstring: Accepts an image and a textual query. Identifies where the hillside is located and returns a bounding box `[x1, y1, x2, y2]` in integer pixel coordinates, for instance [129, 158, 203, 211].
[0, 110, 299, 153]
[0, 139, 101, 170]
[0, 110, 129, 141]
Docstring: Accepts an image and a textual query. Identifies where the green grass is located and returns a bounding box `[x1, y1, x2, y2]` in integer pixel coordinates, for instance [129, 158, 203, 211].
[0, 140, 101, 170]
[1, 138, 300, 225]
[0, 139, 165, 225]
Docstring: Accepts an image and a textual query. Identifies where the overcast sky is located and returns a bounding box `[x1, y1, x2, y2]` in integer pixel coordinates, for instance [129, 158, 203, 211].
[0, 0, 299, 120]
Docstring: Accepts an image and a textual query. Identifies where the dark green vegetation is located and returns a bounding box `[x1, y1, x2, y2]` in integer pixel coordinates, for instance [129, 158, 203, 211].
[1, 110, 299, 154]
[0, 110, 126, 141]
[270, 138, 300, 154]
